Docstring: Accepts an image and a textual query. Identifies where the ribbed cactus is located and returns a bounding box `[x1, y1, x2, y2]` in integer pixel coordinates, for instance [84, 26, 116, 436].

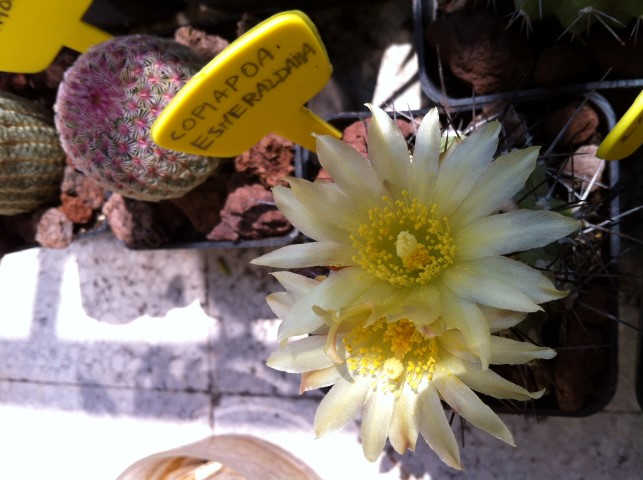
[0, 92, 65, 215]
[54, 35, 219, 201]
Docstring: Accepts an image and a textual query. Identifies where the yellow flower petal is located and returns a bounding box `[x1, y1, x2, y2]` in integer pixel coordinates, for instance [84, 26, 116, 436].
[365, 104, 410, 196]
[442, 350, 544, 400]
[252, 241, 355, 269]
[266, 292, 294, 319]
[409, 108, 440, 206]
[271, 271, 321, 299]
[434, 373, 515, 447]
[394, 285, 441, 326]
[315, 134, 386, 208]
[433, 121, 500, 217]
[361, 389, 396, 461]
[266, 336, 335, 373]
[489, 336, 557, 364]
[441, 263, 541, 312]
[388, 383, 419, 454]
[440, 330, 554, 366]
[456, 209, 580, 260]
[288, 177, 363, 232]
[481, 306, 527, 332]
[314, 376, 370, 437]
[417, 382, 462, 470]
[278, 267, 377, 341]
[449, 146, 540, 229]
[469, 256, 568, 304]
[439, 287, 491, 369]
[300, 366, 342, 393]
[272, 185, 346, 242]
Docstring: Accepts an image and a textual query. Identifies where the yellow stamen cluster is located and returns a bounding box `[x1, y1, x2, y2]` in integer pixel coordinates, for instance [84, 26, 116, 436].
[343, 318, 439, 392]
[350, 191, 455, 287]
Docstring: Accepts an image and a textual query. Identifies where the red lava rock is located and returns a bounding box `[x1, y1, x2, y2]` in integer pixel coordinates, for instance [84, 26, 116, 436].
[174, 26, 230, 61]
[60, 167, 106, 224]
[234, 134, 295, 187]
[534, 44, 593, 87]
[35, 207, 73, 249]
[544, 102, 600, 147]
[342, 119, 370, 157]
[103, 194, 171, 248]
[207, 177, 291, 241]
[169, 176, 225, 234]
[60, 194, 93, 224]
[426, 10, 534, 95]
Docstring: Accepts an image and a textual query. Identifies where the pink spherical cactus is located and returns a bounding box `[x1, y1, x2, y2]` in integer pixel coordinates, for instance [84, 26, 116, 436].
[54, 35, 219, 201]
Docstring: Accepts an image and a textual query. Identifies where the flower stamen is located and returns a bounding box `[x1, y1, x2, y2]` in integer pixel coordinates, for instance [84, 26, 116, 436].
[350, 191, 456, 287]
[343, 318, 439, 393]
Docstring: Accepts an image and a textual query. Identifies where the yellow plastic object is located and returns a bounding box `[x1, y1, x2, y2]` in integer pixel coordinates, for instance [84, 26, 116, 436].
[151, 10, 341, 157]
[597, 90, 643, 161]
[0, 0, 112, 73]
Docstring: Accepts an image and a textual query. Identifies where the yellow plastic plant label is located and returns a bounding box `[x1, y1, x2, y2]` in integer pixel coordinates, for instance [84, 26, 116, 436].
[0, 0, 112, 73]
[151, 10, 341, 157]
[597, 90, 643, 161]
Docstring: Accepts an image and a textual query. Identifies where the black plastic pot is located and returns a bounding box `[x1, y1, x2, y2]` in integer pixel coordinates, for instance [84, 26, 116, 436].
[299, 93, 620, 416]
[413, 0, 643, 107]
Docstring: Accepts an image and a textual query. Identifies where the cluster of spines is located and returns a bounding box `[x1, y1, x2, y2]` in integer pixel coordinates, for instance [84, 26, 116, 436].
[511, 0, 642, 40]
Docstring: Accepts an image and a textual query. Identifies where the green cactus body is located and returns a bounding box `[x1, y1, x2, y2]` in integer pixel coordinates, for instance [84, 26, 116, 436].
[0, 92, 65, 215]
[54, 35, 219, 202]
[609, 1, 643, 25]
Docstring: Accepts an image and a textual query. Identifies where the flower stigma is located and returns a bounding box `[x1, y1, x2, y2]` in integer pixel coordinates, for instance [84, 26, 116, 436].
[350, 191, 455, 287]
[343, 318, 439, 393]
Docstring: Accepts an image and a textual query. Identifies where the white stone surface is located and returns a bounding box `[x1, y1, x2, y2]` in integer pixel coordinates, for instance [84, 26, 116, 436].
[0, 233, 641, 479]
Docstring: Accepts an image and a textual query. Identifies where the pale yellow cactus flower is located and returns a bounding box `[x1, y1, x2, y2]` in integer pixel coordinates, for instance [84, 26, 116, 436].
[266, 272, 556, 469]
[253, 105, 579, 368]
